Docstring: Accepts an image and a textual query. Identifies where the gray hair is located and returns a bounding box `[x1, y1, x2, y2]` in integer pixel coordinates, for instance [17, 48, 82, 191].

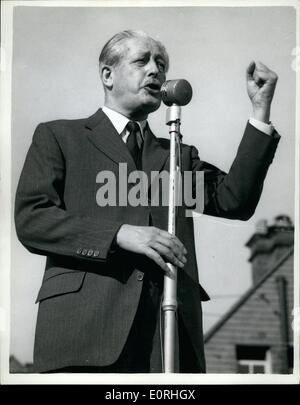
[99, 30, 169, 72]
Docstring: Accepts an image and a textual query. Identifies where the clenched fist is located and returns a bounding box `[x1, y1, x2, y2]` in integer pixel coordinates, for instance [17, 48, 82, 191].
[246, 61, 278, 123]
[116, 224, 187, 275]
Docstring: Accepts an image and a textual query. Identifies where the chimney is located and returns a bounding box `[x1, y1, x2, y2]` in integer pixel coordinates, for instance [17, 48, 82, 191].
[246, 215, 294, 285]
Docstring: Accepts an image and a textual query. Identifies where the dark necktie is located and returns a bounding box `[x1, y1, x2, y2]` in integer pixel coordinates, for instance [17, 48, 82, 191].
[126, 121, 142, 167]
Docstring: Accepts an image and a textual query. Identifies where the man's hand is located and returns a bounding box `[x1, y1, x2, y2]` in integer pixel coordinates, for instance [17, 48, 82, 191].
[116, 224, 187, 275]
[246, 61, 278, 123]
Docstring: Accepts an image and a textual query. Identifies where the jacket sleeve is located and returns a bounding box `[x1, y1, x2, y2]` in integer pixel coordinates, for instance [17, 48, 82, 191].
[191, 121, 280, 220]
[14, 122, 123, 261]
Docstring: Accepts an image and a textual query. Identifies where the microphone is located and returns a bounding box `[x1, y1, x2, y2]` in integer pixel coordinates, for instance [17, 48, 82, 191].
[161, 79, 193, 107]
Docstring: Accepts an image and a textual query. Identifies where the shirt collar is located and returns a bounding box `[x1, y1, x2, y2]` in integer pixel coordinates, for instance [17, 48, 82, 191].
[102, 106, 147, 138]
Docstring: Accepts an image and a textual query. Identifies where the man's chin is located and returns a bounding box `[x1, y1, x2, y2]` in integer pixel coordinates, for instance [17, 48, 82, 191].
[128, 98, 161, 119]
[142, 99, 161, 114]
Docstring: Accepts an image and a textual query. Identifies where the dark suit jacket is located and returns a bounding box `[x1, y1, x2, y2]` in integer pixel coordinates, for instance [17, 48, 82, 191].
[14, 109, 280, 372]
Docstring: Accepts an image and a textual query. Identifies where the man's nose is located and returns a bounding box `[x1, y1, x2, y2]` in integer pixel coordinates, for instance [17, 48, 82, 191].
[147, 58, 159, 76]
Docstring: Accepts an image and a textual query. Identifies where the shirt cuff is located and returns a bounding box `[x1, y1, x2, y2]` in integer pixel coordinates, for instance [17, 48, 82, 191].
[249, 117, 275, 136]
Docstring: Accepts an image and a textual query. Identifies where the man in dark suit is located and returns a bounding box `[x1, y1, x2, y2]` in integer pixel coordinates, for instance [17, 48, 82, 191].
[15, 30, 280, 373]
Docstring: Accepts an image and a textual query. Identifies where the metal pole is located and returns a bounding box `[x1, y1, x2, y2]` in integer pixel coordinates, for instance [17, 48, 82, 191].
[162, 105, 181, 373]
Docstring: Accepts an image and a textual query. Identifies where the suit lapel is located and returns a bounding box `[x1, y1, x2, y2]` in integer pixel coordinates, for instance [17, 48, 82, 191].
[85, 108, 136, 172]
[85, 109, 170, 179]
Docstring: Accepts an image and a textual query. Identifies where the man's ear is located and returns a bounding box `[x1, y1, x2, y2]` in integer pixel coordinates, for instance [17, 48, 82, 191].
[100, 65, 113, 90]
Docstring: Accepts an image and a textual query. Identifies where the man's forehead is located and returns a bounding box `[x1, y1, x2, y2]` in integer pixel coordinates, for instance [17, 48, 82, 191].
[122, 37, 165, 58]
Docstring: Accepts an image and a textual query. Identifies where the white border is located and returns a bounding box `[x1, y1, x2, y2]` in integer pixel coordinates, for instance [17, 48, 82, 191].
[1, 0, 299, 385]
[0, 0, 13, 387]
[293, 0, 300, 388]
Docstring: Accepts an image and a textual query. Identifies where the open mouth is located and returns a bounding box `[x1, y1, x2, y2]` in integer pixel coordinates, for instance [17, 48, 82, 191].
[144, 82, 161, 93]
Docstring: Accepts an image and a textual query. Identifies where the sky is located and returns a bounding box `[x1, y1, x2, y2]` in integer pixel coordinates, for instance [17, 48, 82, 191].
[8, 5, 296, 364]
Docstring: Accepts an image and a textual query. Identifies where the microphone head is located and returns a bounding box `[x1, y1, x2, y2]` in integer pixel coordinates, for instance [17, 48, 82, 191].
[161, 79, 193, 107]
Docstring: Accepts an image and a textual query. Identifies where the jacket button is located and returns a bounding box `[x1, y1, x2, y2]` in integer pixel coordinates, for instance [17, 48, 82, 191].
[87, 249, 94, 256]
[93, 250, 100, 257]
[81, 249, 88, 256]
[76, 247, 82, 254]
[137, 272, 144, 281]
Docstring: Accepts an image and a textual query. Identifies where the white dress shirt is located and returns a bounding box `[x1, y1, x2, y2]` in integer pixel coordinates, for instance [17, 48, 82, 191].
[102, 106, 146, 148]
[249, 117, 274, 136]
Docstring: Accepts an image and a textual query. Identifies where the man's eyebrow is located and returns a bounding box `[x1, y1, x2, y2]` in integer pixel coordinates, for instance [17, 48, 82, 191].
[132, 51, 150, 59]
[155, 54, 166, 63]
[131, 50, 166, 62]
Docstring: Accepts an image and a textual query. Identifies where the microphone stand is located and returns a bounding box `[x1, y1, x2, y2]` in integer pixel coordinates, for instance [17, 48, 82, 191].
[162, 104, 182, 373]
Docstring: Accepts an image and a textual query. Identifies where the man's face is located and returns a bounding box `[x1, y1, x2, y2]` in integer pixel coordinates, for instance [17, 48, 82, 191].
[108, 37, 167, 119]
